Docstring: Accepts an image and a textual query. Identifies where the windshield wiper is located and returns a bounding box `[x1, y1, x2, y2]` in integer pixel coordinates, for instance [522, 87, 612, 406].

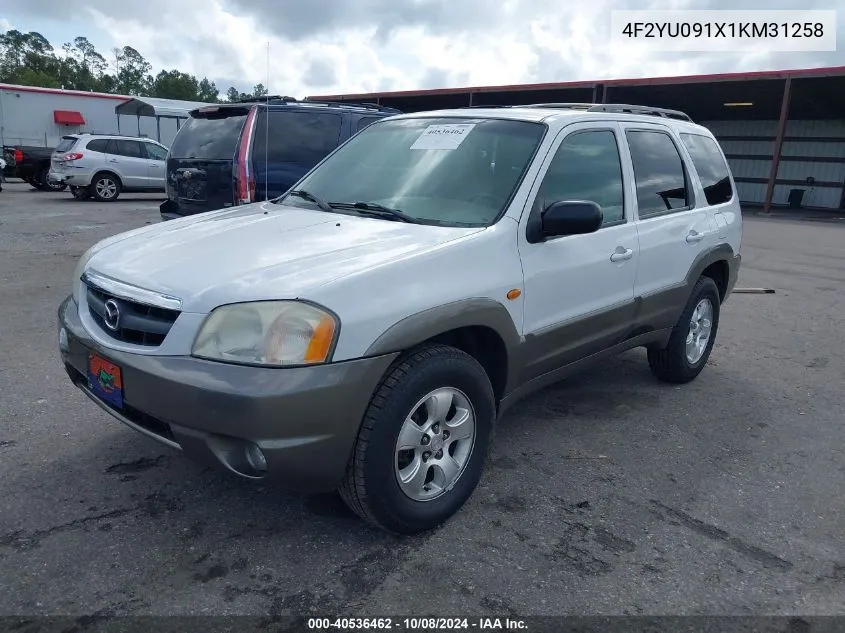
[282, 189, 334, 213]
[331, 201, 418, 224]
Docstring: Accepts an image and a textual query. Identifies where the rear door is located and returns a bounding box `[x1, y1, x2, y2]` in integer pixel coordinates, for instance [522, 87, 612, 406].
[250, 109, 343, 201]
[142, 141, 168, 190]
[620, 123, 717, 329]
[165, 106, 250, 216]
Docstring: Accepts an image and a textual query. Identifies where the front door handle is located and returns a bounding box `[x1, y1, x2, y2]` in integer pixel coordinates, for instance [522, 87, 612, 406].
[610, 247, 634, 262]
[686, 230, 704, 243]
[108, 158, 119, 163]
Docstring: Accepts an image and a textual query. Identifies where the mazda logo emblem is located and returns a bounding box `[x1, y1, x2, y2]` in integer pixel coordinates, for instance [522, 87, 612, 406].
[104, 299, 120, 331]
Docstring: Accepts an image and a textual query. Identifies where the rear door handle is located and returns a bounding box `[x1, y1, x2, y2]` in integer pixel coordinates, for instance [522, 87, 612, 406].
[686, 230, 704, 243]
[108, 158, 119, 163]
[610, 247, 634, 262]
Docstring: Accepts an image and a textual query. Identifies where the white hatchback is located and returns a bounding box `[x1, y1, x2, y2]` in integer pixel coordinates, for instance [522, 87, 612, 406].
[48, 134, 169, 202]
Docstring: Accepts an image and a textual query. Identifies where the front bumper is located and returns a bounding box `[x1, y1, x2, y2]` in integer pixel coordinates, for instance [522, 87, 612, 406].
[57, 295, 398, 492]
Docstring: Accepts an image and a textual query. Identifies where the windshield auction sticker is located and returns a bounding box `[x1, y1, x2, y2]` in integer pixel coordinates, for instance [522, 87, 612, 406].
[410, 124, 476, 150]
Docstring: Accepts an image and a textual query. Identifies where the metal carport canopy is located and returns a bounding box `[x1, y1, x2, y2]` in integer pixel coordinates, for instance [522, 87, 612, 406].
[114, 96, 212, 118]
[114, 96, 214, 141]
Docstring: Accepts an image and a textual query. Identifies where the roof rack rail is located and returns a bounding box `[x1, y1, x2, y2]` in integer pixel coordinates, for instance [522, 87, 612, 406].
[528, 102, 693, 122]
[237, 94, 297, 104]
[302, 99, 402, 113]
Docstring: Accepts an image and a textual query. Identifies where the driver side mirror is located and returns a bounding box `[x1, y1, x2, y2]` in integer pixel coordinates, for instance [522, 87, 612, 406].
[535, 200, 603, 241]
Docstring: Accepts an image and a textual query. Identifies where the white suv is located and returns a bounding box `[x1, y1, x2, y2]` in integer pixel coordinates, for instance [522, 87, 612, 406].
[58, 104, 741, 534]
[48, 134, 169, 202]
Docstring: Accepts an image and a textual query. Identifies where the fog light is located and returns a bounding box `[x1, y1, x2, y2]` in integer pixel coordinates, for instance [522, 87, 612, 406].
[59, 327, 69, 353]
[245, 443, 267, 472]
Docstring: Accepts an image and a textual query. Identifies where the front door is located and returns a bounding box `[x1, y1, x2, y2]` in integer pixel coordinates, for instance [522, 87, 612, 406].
[518, 122, 640, 383]
[143, 142, 168, 190]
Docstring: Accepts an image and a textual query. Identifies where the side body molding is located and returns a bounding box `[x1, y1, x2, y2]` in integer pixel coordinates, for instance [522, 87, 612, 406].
[364, 298, 524, 396]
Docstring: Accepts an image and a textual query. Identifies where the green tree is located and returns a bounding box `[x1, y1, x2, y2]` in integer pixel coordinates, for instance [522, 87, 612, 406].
[252, 83, 268, 97]
[0, 30, 61, 86]
[60, 36, 108, 91]
[114, 46, 152, 95]
[225, 86, 241, 102]
[150, 69, 200, 100]
[1, 29, 220, 103]
[197, 77, 219, 102]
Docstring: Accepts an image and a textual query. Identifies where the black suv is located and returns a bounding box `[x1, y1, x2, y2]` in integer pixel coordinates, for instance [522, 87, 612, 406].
[159, 96, 401, 220]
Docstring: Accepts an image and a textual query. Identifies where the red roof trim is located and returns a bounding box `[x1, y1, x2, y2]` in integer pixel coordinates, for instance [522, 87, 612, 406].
[309, 65, 845, 101]
[0, 83, 129, 102]
[54, 110, 86, 125]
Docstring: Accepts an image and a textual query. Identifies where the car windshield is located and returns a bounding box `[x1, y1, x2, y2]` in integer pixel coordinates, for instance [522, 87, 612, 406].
[276, 117, 546, 227]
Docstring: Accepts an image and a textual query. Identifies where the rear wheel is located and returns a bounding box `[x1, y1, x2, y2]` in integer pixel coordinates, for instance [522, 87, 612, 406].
[90, 173, 122, 202]
[71, 186, 90, 201]
[41, 166, 67, 192]
[339, 344, 495, 534]
[648, 276, 721, 384]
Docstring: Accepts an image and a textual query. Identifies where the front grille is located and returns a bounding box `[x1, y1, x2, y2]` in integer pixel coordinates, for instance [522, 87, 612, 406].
[86, 285, 180, 346]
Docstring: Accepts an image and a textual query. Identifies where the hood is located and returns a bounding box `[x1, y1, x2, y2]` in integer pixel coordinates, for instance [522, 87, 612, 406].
[86, 202, 483, 313]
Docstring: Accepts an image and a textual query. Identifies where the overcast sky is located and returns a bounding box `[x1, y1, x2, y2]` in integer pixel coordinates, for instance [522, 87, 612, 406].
[2, 0, 843, 98]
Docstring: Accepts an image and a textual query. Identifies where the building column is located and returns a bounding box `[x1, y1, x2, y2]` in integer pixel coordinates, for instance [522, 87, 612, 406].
[763, 77, 792, 214]
[468, 92, 474, 107]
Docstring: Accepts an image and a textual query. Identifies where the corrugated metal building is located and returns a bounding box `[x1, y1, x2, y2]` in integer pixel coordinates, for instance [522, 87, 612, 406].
[0, 84, 213, 149]
[310, 66, 845, 212]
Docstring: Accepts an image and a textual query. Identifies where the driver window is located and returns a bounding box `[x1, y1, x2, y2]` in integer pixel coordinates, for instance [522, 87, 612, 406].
[535, 129, 625, 226]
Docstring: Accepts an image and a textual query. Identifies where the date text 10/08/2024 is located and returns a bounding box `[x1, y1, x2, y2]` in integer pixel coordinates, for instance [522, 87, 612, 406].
[307, 617, 529, 630]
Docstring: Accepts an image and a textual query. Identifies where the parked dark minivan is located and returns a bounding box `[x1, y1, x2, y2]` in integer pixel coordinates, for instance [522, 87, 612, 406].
[159, 96, 401, 220]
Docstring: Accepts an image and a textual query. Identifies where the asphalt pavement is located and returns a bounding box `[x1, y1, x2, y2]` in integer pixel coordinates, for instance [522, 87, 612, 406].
[1, 180, 844, 618]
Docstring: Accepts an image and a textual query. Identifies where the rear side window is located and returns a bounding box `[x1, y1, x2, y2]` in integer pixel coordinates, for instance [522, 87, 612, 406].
[169, 110, 248, 159]
[108, 139, 143, 158]
[357, 116, 380, 132]
[56, 137, 77, 152]
[252, 110, 342, 166]
[680, 133, 733, 206]
[86, 139, 109, 152]
[626, 130, 690, 218]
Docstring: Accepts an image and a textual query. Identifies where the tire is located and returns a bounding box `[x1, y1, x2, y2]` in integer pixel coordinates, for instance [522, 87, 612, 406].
[339, 344, 496, 534]
[41, 166, 67, 192]
[71, 186, 90, 201]
[90, 173, 122, 202]
[648, 276, 721, 384]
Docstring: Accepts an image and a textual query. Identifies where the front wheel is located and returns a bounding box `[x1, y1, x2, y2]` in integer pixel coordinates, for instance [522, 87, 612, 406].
[339, 344, 496, 534]
[648, 276, 721, 384]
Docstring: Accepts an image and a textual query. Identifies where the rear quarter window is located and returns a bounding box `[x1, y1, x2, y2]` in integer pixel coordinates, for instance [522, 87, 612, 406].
[169, 109, 249, 159]
[55, 137, 77, 153]
[680, 133, 734, 206]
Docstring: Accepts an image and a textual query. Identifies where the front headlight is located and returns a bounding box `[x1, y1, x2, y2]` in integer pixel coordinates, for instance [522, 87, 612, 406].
[192, 301, 339, 366]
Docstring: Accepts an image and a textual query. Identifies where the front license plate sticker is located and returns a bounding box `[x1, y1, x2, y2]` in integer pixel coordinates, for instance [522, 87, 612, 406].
[88, 354, 124, 409]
